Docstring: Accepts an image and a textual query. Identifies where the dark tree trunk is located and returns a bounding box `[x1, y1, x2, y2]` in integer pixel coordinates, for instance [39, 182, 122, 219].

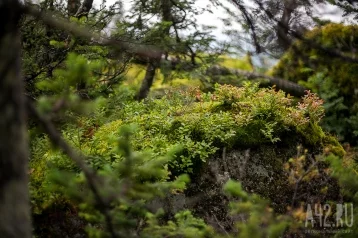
[277, 0, 298, 50]
[136, 0, 173, 100]
[75, 0, 94, 17]
[74, 0, 94, 98]
[136, 60, 160, 100]
[0, 1, 31, 237]
[66, 0, 95, 98]
[68, 0, 81, 17]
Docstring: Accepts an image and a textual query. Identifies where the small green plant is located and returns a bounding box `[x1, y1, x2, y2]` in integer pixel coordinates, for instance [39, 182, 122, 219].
[325, 154, 358, 237]
[224, 180, 290, 238]
[47, 125, 190, 237]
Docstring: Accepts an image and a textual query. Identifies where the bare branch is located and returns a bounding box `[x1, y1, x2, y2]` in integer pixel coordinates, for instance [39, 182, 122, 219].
[162, 56, 306, 97]
[230, 0, 262, 53]
[291, 157, 319, 207]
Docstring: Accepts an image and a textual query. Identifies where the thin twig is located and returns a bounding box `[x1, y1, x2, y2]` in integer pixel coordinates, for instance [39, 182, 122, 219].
[213, 213, 230, 237]
[291, 159, 319, 208]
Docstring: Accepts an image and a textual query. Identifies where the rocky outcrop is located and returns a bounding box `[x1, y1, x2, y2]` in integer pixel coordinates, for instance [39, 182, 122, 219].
[150, 144, 341, 233]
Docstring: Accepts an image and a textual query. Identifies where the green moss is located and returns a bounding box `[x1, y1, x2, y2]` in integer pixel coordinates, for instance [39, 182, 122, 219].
[218, 55, 253, 71]
[323, 135, 346, 157]
[296, 122, 325, 145]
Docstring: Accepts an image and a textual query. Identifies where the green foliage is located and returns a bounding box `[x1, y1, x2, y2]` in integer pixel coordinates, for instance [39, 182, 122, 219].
[218, 55, 254, 71]
[28, 51, 345, 237]
[37, 53, 100, 93]
[202, 55, 257, 89]
[21, 0, 127, 98]
[144, 210, 215, 238]
[43, 125, 191, 237]
[18, 1, 358, 238]
[224, 180, 290, 238]
[325, 154, 358, 237]
[80, 84, 330, 176]
[29, 79, 352, 238]
[33, 121, 318, 238]
[29, 135, 55, 214]
[272, 23, 358, 145]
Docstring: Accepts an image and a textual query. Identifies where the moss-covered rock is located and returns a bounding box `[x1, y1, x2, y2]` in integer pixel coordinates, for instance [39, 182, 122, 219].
[82, 84, 339, 174]
[30, 84, 346, 235]
[88, 85, 344, 224]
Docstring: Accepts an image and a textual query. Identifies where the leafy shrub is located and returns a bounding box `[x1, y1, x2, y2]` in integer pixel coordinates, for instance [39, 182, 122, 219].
[79, 83, 337, 177]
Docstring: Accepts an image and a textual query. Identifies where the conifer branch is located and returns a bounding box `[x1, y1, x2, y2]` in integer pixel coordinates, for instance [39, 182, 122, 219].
[22, 5, 163, 60]
[27, 101, 118, 238]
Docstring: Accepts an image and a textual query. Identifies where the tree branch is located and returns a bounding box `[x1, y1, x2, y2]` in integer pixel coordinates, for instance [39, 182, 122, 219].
[254, 0, 358, 63]
[230, 0, 262, 53]
[27, 101, 118, 238]
[207, 65, 306, 97]
[22, 5, 163, 60]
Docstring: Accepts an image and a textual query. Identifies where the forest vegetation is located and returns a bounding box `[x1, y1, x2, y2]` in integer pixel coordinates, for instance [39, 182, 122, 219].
[1, 0, 358, 237]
